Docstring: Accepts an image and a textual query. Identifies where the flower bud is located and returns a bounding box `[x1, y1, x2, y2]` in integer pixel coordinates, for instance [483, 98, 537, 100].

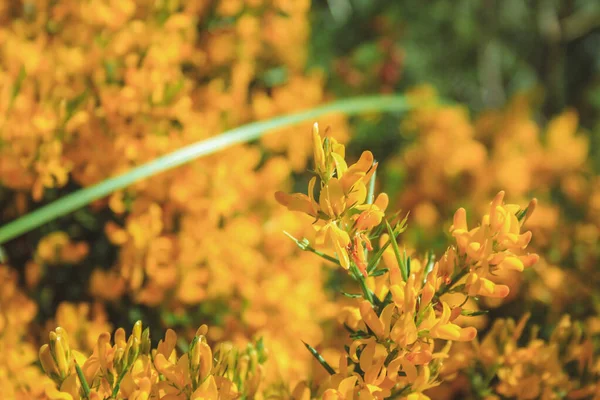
[195, 324, 208, 337]
[39, 344, 59, 381]
[49, 330, 71, 379]
[140, 327, 151, 355]
[114, 347, 126, 375]
[125, 336, 140, 366]
[132, 320, 142, 342]
[191, 341, 212, 381]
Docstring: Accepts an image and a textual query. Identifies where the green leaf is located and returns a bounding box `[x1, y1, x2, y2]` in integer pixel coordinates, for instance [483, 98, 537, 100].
[0, 95, 411, 244]
[366, 212, 408, 274]
[163, 78, 185, 104]
[352, 42, 384, 69]
[10, 66, 26, 106]
[369, 268, 388, 277]
[385, 220, 408, 281]
[262, 67, 288, 87]
[461, 309, 489, 317]
[75, 361, 91, 399]
[303, 341, 336, 375]
[423, 252, 435, 279]
[515, 208, 527, 221]
[366, 239, 390, 274]
[0, 246, 7, 263]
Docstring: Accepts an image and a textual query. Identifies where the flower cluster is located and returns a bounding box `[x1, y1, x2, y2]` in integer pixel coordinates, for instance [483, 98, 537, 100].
[432, 314, 600, 400]
[275, 124, 540, 399]
[385, 89, 600, 398]
[39, 321, 266, 400]
[389, 88, 598, 313]
[19, 117, 600, 399]
[276, 123, 385, 276]
[0, 0, 347, 384]
[0, 0, 598, 398]
[448, 191, 539, 298]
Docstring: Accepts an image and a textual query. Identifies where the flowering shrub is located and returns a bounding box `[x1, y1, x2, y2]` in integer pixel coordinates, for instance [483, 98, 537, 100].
[28, 123, 600, 399]
[0, 0, 345, 391]
[1, 2, 599, 400]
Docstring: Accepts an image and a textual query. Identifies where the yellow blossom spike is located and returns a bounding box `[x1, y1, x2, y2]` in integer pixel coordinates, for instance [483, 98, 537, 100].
[312, 122, 326, 178]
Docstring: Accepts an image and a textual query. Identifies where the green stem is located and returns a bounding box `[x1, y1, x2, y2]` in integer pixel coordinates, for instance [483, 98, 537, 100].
[352, 264, 375, 304]
[364, 162, 377, 261]
[112, 368, 129, 398]
[283, 231, 342, 266]
[74, 361, 91, 399]
[0, 95, 410, 245]
[303, 341, 336, 375]
[435, 267, 469, 299]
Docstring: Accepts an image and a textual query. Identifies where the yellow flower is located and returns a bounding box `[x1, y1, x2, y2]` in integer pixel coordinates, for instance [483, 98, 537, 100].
[274, 176, 319, 218]
[449, 191, 539, 298]
[421, 302, 477, 342]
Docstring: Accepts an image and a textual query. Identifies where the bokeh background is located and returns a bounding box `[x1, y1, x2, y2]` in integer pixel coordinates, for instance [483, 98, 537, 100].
[1, 0, 600, 398]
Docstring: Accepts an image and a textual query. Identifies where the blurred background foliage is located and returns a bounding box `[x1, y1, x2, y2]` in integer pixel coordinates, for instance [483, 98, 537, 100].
[312, 0, 600, 164]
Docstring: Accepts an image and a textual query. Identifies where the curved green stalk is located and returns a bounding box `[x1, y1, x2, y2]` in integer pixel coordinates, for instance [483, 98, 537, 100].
[0, 95, 411, 244]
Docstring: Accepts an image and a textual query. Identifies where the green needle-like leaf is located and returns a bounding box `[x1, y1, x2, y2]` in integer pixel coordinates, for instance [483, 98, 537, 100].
[385, 220, 408, 281]
[75, 361, 91, 399]
[303, 341, 336, 375]
[0, 95, 411, 244]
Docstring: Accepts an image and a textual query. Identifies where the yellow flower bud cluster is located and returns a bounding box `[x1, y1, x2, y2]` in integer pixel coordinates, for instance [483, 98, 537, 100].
[275, 125, 540, 399]
[462, 314, 600, 400]
[448, 191, 539, 298]
[0, 0, 347, 384]
[38, 322, 267, 400]
[391, 88, 597, 315]
[24, 119, 600, 400]
[276, 123, 387, 276]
